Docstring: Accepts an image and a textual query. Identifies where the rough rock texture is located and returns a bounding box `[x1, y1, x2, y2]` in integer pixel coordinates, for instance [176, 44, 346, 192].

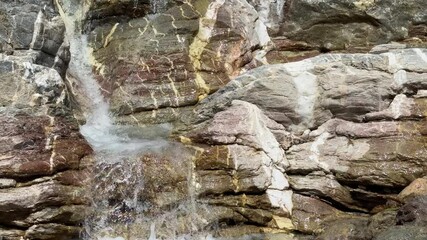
[1, 0, 427, 239]
[0, 0, 68, 74]
[258, 0, 427, 62]
[0, 1, 92, 238]
[0, 55, 92, 239]
[86, 0, 272, 125]
[85, 0, 427, 124]
[177, 48, 427, 238]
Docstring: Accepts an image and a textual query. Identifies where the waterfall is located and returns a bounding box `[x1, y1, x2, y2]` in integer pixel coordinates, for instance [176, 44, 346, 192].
[55, 0, 214, 239]
[55, 1, 171, 239]
[150, 0, 169, 14]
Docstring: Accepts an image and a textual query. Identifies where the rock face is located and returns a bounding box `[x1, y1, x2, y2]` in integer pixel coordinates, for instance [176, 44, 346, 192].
[1, 0, 427, 239]
[260, 0, 427, 62]
[0, 1, 92, 239]
[86, 0, 272, 126]
[177, 48, 427, 237]
[85, 0, 427, 124]
[0, 56, 93, 239]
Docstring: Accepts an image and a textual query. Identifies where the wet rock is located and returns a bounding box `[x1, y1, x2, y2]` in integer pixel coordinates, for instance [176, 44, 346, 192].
[24, 205, 88, 225]
[2, 0, 426, 238]
[375, 226, 427, 240]
[177, 47, 427, 236]
[291, 194, 351, 234]
[396, 195, 427, 226]
[0, 23, 90, 237]
[85, 0, 272, 124]
[398, 177, 427, 202]
[25, 223, 81, 240]
[316, 218, 371, 240]
[368, 209, 398, 237]
[53, 169, 91, 186]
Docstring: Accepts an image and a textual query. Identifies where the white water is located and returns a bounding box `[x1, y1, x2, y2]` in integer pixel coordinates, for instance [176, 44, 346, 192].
[55, 0, 229, 239]
[55, 1, 180, 239]
[150, 0, 168, 14]
[66, 23, 170, 159]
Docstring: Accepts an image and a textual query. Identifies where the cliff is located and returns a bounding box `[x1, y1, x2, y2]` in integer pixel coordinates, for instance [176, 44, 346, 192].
[0, 0, 426, 239]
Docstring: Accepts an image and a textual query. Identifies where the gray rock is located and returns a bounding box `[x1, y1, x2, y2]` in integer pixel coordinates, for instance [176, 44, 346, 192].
[259, 0, 427, 51]
[288, 174, 362, 212]
[368, 209, 398, 237]
[370, 43, 407, 54]
[0, 178, 16, 188]
[291, 194, 352, 234]
[375, 226, 427, 240]
[189, 49, 427, 132]
[0, 181, 87, 227]
[25, 223, 81, 240]
[189, 100, 285, 164]
[317, 218, 371, 240]
[0, 227, 25, 240]
[179, 47, 427, 236]
[396, 195, 427, 226]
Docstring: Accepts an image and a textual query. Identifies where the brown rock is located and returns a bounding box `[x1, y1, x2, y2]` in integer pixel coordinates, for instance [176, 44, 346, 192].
[24, 223, 81, 240]
[291, 194, 349, 234]
[398, 177, 427, 202]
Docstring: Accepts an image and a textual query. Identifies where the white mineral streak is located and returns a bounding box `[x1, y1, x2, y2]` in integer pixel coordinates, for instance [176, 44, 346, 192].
[309, 132, 331, 172]
[267, 189, 293, 214]
[390, 94, 414, 119]
[189, 0, 225, 96]
[414, 48, 427, 64]
[283, 60, 318, 129]
[393, 69, 408, 87]
[270, 168, 289, 190]
[384, 52, 402, 73]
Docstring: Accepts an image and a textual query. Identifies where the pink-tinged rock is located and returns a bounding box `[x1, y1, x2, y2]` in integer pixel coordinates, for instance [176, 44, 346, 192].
[189, 100, 285, 164]
[398, 177, 427, 202]
[289, 173, 363, 212]
[365, 94, 423, 120]
[335, 121, 399, 138]
[292, 194, 348, 234]
[0, 181, 88, 227]
[196, 144, 273, 196]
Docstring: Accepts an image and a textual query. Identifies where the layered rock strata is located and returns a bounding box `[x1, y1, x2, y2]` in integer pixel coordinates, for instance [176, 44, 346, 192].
[0, 1, 92, 239]
[1, 0, 427, 239]
[177, 48, 427, 238]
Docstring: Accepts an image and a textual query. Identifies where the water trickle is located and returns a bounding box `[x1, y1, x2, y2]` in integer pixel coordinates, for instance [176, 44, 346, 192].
[150, 0, 169, 14]
[55, 1, 215, 239]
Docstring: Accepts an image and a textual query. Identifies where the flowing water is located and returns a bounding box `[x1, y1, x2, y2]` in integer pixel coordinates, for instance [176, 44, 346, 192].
[55, 1, 291, 239]
[54, 1, 212, 239]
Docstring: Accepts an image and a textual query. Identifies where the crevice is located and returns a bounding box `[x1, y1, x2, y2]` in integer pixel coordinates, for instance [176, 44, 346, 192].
[197, 189, 268, 199]
[292, 190, 369, 214]
[0, 223, 29, 231]
[335, 179, 405, 195]
[305, 14, 382, 31]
